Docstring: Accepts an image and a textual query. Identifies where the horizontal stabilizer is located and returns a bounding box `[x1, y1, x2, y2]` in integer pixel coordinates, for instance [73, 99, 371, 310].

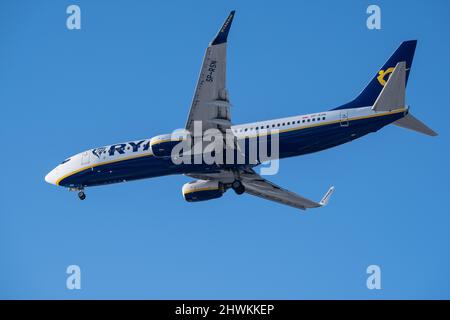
[372, 61, 406, 112]
[394, 113, 438, 136]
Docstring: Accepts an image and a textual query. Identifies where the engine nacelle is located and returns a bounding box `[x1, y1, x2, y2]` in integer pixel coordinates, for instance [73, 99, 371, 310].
[150, 133, 186, 158]
[182, 180, 225, 202]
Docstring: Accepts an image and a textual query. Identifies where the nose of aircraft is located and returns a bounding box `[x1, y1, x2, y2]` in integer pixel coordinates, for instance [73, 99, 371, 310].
[45, 168, 59, 185]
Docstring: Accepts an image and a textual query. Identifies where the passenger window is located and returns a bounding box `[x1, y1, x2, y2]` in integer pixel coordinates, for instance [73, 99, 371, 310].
[307, 119, 310, 122]
[323, 117, 326, 120]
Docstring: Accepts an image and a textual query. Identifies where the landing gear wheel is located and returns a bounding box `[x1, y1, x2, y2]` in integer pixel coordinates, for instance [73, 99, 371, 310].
[231, 180, 245, 195]
[78, 191, 86, 200]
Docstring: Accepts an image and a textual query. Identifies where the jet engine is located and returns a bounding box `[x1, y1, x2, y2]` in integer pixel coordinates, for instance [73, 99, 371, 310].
[182, 180, 225, 202]
[150, 133, 186, 158]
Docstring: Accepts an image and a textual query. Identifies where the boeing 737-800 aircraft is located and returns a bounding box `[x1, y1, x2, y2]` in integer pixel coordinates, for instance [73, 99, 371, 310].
[45, 11, 437, 210]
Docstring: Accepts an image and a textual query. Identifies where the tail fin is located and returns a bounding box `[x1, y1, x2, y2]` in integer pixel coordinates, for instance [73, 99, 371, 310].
[333, 40, 417, 110]
[394, 113, 438, 136]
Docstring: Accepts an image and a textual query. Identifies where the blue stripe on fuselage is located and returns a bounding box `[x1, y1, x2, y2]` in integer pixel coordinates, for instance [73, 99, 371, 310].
[277, 110, 403, 158]
[58, 111, 403, 188]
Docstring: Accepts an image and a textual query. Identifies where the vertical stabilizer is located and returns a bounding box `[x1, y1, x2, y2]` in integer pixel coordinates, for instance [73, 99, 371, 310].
[333, 40, 417, 110]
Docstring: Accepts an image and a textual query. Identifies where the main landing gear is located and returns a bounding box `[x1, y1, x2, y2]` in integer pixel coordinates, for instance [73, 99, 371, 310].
[231, 180, 245, 195]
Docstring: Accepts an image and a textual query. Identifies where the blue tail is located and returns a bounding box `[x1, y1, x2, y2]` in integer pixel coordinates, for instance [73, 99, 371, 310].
[333, 40, 417, 110]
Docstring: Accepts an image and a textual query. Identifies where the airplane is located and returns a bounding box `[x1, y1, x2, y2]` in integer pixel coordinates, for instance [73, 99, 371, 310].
[45, 11, 437, 210]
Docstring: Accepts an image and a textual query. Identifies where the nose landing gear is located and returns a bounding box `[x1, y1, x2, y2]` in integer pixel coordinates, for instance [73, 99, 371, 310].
[68, 187, 87, 200]
[78, 190, 86, 200]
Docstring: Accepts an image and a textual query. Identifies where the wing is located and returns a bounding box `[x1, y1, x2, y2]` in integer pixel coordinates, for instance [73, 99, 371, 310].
[187, 169, 335, 211]
[239, 170, 335, 210]
[185, 11, 235, 135]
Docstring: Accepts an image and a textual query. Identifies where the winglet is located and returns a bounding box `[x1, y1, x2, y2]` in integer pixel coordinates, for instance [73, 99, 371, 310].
[211, 10, 236, 45]
[319, 186, 335, 206]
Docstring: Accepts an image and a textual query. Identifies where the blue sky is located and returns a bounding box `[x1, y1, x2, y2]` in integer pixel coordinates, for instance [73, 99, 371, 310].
[1, 0, 449, 299]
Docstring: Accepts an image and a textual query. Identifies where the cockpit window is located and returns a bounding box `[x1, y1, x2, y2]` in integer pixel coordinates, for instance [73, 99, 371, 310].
[61, 158, 71, 164]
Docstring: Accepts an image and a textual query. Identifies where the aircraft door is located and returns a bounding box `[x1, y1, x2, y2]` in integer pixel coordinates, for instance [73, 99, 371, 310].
[81, 151, 90, 165]
[340, 111, 349, 127]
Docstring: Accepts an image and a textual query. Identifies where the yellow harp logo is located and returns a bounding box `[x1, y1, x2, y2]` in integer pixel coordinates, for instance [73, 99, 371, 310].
[377, 67, 395, 86]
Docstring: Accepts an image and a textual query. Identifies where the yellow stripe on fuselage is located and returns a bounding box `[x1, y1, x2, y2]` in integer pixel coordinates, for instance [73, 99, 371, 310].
[57, 108, 405, 186]
[150, 138, 184, 146]
[236, 108, 406, 139]
[56, 152, 153, 186]
[183, 186, 220, 195]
